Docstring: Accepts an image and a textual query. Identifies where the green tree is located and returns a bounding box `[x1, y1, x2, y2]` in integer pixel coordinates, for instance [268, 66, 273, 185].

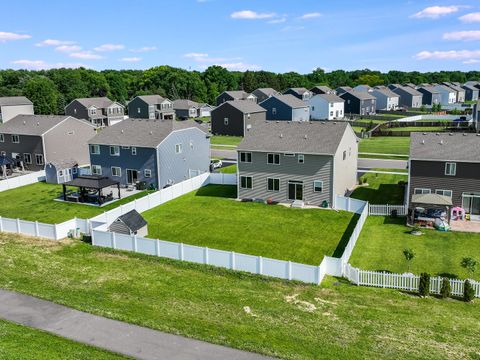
[23, 77, 59, 114]
[403, 248, 415, 272]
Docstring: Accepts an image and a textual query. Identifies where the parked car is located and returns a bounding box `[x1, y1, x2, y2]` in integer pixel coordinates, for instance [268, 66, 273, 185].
[210, 159, 223, 169]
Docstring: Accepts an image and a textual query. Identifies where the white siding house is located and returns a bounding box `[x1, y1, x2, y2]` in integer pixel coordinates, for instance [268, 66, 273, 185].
[308, 94, 345, 120]
[434, 85, 456, 105]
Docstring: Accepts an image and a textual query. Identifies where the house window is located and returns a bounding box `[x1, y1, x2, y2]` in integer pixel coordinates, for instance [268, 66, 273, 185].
[12, 135, 20, 143]
[284, 153, 295, 157]
[72, 167, 78, 174]
[330, 111, 333, 116]
[343, 151, 347, 160]
[311, 106, 315, 111]
[111, 167, 121, 177]
[122, 146, 130, 149]
[267, 153, 280, 165]
[74, 108, 77, 114]
[435, 189, 452, 198]
[298, 154, 305, 164]
[330, 103, 333, 107]
[313, 180, 323, 193]
[267, 178, 280, 192]
[90, 108, 97, 115]
[175, 143, 182, 154]
[240, 176, 252, 189]
[132, 147, 137, 155]
[110, 146, 120, 156]
[445, 162, 456, 176]
[23, 153, 32, 164]
[0, 151, 5, 156]
[224, 118, 229, 125]
[190, 141, 194, 149]
[35, 154, 44, 166]
[349, 147, 352, 156]
[90, 145, 100, 155]
[144, 169, 152, 178]
[414, 188, 431, 195]
[137, 107, 141, 114]
[0, 134, 3, 142]
[92, 165, 102, 175]
[272, 108, 277, 115]
[239, 152, 252, 163]
[58, 170, 64, 177]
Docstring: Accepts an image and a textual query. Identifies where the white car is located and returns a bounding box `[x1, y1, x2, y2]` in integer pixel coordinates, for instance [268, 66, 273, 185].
[210, 159, 223, 169]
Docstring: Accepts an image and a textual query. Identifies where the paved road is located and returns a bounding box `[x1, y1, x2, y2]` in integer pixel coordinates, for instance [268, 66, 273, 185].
[358, 158, 408, 170]
[0, 289, 271, 360]
[211, 148, 236, 160]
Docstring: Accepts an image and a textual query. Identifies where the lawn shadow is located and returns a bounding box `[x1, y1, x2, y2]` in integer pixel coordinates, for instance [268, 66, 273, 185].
[195, 184, 237, 199]
[437, 272, 459, 279]
[332, 214, 361, 258]
[382, 216, 406, 225]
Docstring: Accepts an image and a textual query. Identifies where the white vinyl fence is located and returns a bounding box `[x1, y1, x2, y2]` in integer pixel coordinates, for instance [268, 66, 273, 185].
[208, 173, 237, 185]
[0, 170, 46, 192]
[343, 264, 480, 298]
[91, 229, 324, 285]
[368, 204, 407, 216]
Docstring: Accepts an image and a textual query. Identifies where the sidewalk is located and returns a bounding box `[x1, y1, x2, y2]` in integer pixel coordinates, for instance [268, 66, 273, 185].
[0, 289, 271, 360]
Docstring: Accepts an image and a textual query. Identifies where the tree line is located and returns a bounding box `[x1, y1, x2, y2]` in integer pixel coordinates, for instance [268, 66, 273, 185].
[1, 66, 479, 115]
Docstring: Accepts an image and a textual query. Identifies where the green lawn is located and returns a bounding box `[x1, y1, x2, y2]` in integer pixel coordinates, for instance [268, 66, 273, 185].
[142, 185, 356, 264]
[350, 217, 480, 280]
[0, 182, 151, 223]
[387, 126, 447, 132]
[351, 172, 407, 204]
[210, 135, 242, 147]
[0, 233, 479, 360]
[219, 164, 237, 174]
[0, 319, 123, 359]
[359, 136, 410, 155]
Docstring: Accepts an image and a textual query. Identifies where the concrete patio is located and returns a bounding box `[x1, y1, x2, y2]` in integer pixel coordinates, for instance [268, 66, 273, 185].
[450, 220, 480, 233]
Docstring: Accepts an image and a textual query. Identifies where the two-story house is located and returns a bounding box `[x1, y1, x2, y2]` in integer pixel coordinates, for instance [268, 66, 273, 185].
[211, 100, 267, 136]
[65, 97, 125, 127]
[237, 121, 358, 207]
[173, 100, 199, 119]
[371, 87, 400, 110]
[462, 84, 479, 102]
[417, 86, 442, 106]
[392, 86, 423, 108]
[434, 85, 457, 105]
[216, 91, 257, 106]
[442, 82, 465, 103]
[127, 95, 175, 120]
[283, 88, 312, 101]
[408, 132, 480, 222]
[259, 94, 310, 122]
[251, 88, 279, 103]
[0, 115, 95, 171]
[308, 94, 345, 120]
[310, 85, 335, 95]
[340, 91, 376, 115]
[88, 119, 210, 189]
[0, 96, 34, 123]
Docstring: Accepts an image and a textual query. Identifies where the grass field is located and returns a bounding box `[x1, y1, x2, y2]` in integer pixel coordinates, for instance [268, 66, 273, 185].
[350, 217, 480, 280]
[387, 126, 447, 132]
[142, 185, 357, 264]
[351, 172, 407, 204]
[359, 136, 410, 155]
[0, 182, 151, 223]
[0, 233, 479, 360]
[0, 319, 122, 359]
[211, 135, 243, 147]
[219, 164, 237, 173]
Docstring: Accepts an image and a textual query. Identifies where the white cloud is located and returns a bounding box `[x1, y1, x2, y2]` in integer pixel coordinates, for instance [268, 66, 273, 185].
[184, 52, 209, 59]
[119, 57, 142, 62]
[215, 62, 261, 71]
[55, 45, 82, 53]
[0, 31, 31, 42]
[463, 59, 480, 64]
[69, 51, 104, 60]
[268, 17, 287, 24]
[459, 12, 480, 23]
[93, 43, 125, 52]
[130, 46, 157, 53]
[443, 30, 480, 41]
[411, 6, 461, 19]
[11, 59, 87, 70]
[415, 49, 480, 60]
[35, 39, 74, 47]
[299, 12, 322, 20]
[231, 10, 276, 20]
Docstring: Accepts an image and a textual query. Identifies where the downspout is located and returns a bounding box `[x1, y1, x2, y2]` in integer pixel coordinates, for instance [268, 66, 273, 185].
[331, 155, 336, 209]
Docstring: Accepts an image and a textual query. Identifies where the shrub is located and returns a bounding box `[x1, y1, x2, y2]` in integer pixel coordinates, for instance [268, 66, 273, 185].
[440, 278, 451, 299]
[464, 280, 475, 302]
[418, 273, 430, 297]
[403, 248, 415, 272]
[461, 257, 477, 277]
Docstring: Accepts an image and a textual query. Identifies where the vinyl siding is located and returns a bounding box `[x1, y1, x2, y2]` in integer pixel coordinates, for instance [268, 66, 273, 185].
[333, 127, 358, 198]
[127, 98, 150, 119]
[0, 134, 44, 171]
[0, 104, 34, 123]
[308, 97, 344, 120]
[211, 103, 265, 136]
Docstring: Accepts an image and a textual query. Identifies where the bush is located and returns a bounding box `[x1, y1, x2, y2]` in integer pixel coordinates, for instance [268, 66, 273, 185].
[464, 280, 475, 302]
[418, 273, 430, 297]
[440, 278, 451, 299]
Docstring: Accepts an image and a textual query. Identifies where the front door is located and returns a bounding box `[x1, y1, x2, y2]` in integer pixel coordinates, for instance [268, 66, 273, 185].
[126, 169, 138, 185]
[288, 181, 303, 201]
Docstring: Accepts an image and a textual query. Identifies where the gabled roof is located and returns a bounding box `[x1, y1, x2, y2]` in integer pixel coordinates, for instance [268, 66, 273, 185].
[342, 90, 376, 100]
[214, 100, 266, 114]
[253, 88, 279, 97]
[314, 93, 345, 103]
[0, 96, 33, 107]
[173, 99, 199, 110]
[263, 94, 308, 109]
[238, 120, 352, 155]
[372, 87, 400, 98]
[46, 159, 78, 170]
[393, 86, 422, 96]
[0, 115, 91, 136]
[311, 85, 333, 93]
[434, 85, 455, 94]
[116, 209, 147, 232]
[335, 86, 353, 94]
[410, 132, 480, 163]
[221, 91, 251, 100]
[88, 119, 206, 148]
[418, 86, 440, 95]
[284, 87, 310, 96]
[462, 84, 479, 91]
[73, 97, 121, 109]
[135, 95, 168, 105]
[444, 83, 464, 93]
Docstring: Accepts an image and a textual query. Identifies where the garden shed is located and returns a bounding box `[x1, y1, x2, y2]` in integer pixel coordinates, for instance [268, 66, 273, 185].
[108, 209, 148, 237]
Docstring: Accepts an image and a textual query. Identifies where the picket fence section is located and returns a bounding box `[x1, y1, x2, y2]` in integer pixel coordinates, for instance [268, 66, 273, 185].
[0, 216, 88, 240]
[0, 170, 46, 192]
[368, 204, 407, 216]
[343, 264, 480, 298]
[91, 229, 323, 285]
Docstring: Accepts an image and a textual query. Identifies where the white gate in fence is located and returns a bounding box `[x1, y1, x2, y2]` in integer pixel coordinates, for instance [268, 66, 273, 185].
[368, 204, 407, 216]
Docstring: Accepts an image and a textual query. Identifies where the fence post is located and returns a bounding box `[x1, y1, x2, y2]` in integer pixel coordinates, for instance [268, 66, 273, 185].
[258, 256, 263, 275]
[383, 271, 386, 288]
[156, 239, 160, 257]
[316, 265, 322, 285]
[133, 235, 138, 252]
[204, 247, 209, 265]
[111, 232, 116, 249]
[0, 216, 3, 233]
[16, 218, 21, 234]
[231, 251, 236, 270]
[53, 224, 58, 240]
[288, 261, 292, 280]
[34, 221, 39, 237]
[180, 243, 184, 261]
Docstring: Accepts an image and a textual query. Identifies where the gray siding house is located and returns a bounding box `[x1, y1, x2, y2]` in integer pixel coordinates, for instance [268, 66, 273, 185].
[283, 88, 312, 101]
[216, 91, 257, 106]
[88, 119, 210, 189]
[462, 84, 479, 102]
[392, 86, 423, 108]
[0, 96, 34, 123]
[127, 95, 175, 120]
[417, 87, 442, 106]
[259, 95, 310, 122]
[371, 87, 400, 110]
[408, 132, 480, 221]
[211, 101, 266, 136]
[340, 91, 376, 115]
[251, 88, 279, 103]
[65, 97, 125, 127]
[0, 115, 96, 171]
[173, 100, 199, 119]
[237, 121, 358, 207]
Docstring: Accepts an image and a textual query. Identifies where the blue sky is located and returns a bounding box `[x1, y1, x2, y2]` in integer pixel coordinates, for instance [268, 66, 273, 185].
[1, 0, 480, 73]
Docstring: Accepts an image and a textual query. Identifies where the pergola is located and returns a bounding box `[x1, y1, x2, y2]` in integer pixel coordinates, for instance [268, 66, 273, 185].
[409, 193, 453, 226]
[62, 175, 120, 205]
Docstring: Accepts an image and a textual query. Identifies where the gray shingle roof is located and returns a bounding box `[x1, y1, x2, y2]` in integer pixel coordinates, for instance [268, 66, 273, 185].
[285, 87, 309, 95]
[116, 209, 147, 232]
[410, 132, 480, 162]
[462, 84, 479, 91]
[75, 97, 118, 109]
[238, 120, 352, 155]
[372, 88, 400, 98]
[269, 94, 308, 108]
[253, 88, 279, 97]
[136, 95, 166, 105]
[0, 115, 80, 136]
[173, 99, 199, 110]
[0, 96, 33, 106]
[223, 91, 250, 100]
[311, 85, 333, 93]
[88, 119, 206, 147]
[347, 90, 376, 100]
[216, 100, 266, 114]
[315, 93, 345, 103]
[46, 159, 78, 170]
[395, 86, 422, 96]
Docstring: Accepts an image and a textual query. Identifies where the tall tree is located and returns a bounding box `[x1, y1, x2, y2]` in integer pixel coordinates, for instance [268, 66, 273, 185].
[23, 76, 59, 114]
